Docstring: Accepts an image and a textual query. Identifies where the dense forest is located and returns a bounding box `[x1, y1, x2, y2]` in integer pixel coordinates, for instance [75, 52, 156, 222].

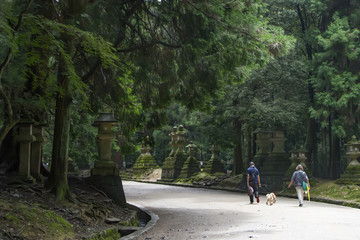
[1, 0, 360, 200]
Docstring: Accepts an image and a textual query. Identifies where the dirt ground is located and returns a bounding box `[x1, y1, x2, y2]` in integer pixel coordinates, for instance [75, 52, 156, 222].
[0, 174, 136, 240]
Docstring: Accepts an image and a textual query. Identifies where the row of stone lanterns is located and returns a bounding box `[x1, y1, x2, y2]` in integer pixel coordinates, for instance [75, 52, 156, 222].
[12, 113, 122, 183]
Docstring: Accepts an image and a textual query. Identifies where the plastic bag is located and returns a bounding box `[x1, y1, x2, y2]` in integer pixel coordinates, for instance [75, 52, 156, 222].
[302, 181, 307, 191]
[248, 186, 254, 196]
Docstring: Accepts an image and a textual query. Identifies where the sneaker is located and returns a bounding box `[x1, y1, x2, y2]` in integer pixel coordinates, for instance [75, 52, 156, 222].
[299, 204, 303, 207]
[256, 197, 259, 203]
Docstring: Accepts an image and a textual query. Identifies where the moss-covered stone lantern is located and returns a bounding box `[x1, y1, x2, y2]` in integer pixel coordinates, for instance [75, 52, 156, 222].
[91, 113, 119, 176]
[203, 144, 225, 174]
[179, 141, 200, 178]
[337, 136, 360, 184]
[345, 135, 360, 166]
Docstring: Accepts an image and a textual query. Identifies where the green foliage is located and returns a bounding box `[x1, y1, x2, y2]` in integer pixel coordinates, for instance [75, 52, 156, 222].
[311, 15, 360, 137]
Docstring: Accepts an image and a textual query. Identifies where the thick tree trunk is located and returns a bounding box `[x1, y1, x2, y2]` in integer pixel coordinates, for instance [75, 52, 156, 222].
[45, 57, 73, 201]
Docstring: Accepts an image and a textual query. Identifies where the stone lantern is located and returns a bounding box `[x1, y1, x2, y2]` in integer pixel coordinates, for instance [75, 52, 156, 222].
[14, 119, 36, 182]
[175, 125, 186, 154]
[179, 141, 200, 178]
[203, 144, 225, 174]
[345, 135, 360, 166]
[91, 113, 119, 176]
[169, 126, 178, 157]
[337, 136, 360, 184]
[297, 145, 308, 168]
[283, 149, 299, 186]
[186, 142, 197, 158]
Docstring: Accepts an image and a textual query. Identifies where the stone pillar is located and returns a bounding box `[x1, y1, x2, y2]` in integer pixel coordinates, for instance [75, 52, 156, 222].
[30, 124, 47, 182]
[175, 125, 186, 155]
[160, 126, 178, 181]
[271, 130, 287, 153]
[169, 126, 178, 157]
[91, 113, 119, 176]
[174, 125, 187, 179]
[14, 120, 36, 182]
[254, 130, 271, 168]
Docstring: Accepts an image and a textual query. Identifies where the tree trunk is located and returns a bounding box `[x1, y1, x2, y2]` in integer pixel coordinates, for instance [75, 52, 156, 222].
[331, 135, 341, 179]
[232, 119, 244, 175]
[328, 115, 333, 178]
[320, 127, 327, 178]
[247, 130, 253, 163]
[45, 57, 73, 201]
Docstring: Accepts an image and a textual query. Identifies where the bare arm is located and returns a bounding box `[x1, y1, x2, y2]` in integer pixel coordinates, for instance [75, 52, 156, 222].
[288, 180, 293, 188]
[257, 175, 261, 187]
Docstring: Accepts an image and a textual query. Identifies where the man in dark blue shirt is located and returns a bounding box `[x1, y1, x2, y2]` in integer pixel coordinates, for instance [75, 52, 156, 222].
[247, 162, 261, 204]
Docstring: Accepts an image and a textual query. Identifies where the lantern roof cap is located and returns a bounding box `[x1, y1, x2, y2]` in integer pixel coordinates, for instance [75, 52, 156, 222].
[93, 113, 117, 126]
[186, 141, 197, 148]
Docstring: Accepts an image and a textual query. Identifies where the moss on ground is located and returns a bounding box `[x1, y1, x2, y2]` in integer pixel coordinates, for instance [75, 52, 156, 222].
[0, 199, 74, 240]
[308, 179, 360, 203]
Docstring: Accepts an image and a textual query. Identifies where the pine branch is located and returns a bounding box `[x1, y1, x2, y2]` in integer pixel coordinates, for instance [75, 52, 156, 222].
[184, 0, 259, 41]
[0, 0, 33, 83]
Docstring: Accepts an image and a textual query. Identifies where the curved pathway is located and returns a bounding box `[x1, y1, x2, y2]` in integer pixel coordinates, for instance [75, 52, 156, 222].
[123, 181, 360, 240]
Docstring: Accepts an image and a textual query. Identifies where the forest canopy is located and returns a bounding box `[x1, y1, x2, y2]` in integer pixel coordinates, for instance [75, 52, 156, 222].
[1, 0, 360, 199]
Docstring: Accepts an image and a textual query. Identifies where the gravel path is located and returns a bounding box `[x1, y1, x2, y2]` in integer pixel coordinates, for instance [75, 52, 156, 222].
[123, 181, 360, 240]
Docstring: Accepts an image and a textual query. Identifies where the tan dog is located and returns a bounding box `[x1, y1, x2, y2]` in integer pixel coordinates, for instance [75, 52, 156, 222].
[266, 193, 276, 205]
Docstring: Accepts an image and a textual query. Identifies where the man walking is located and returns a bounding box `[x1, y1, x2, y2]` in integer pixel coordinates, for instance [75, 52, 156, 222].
[247, 162, 261, 204]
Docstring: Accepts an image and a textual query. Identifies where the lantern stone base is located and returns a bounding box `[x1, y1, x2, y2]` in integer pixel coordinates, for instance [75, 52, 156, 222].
[132, 155, 158, 175]
[203, 157, 225, 174]
[91, 161, 120, 176]
[260, 153, 290, 173]
[336, 164, 360, 185]
[253, 154, 268, 169]
[161, 153, 186, 181]
[161, 156, 176, 181]
[178, 157, 200, 179]
[86, 175, 126, 207]
[260, 173, 287, 192]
